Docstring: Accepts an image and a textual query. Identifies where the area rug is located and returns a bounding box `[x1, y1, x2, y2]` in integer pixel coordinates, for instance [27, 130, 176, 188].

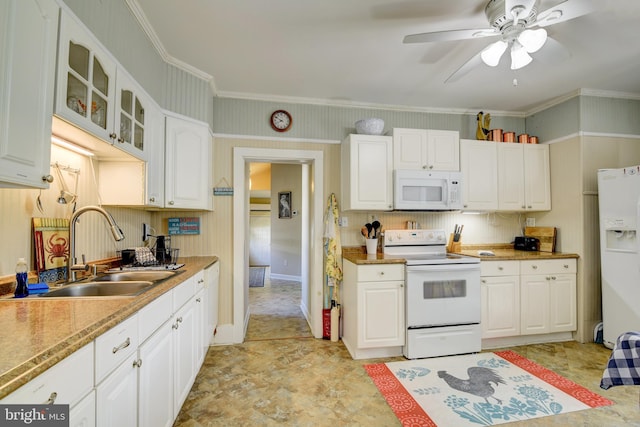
[365, 350, 613, 426]
[249, 266, 266, 287]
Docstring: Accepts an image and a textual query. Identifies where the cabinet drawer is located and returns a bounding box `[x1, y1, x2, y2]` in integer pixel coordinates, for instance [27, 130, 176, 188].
[356, 264, 404, 282]
[521, 259, 576, 275]
[481, 260, 519, 276]
[173, 276, 196, 311]
[139, 291, 172, 343]
[2, 342, 93, 407]
[193, 269, 205, 291]
[95, 314, 139, 384]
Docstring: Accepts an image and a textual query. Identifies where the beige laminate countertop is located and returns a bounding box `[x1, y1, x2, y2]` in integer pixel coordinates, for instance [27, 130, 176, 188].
[0, 256, 217, 399]
[342, 245, 579, 265]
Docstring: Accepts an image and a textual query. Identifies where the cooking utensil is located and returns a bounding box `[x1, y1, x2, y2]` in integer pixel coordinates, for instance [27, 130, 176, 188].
[361, 226, 368, 238]
[36, 189, 44, 214]
[372, 220, 380, 238]
[365, 223, 373, 238]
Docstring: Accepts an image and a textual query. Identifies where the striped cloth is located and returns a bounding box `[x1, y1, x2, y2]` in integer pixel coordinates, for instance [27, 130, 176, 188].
[600, 331, 640, 389]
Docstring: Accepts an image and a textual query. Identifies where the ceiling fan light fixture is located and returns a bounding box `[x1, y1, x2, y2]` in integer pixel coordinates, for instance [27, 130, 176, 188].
[510, 40, 533, 69]
[518, 28, 547, 53]
[481, 40, 508, 67]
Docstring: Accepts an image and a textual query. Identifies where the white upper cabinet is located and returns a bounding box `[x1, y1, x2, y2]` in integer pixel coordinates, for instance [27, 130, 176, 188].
[460, 139, 498, 211]
[498, 144, 551, 211]
[165, 114, 212, 210]
[55, 11, 116, 146]
[55, 10, 155, 161]
[341, 134, 393, 211]
[0, 0, 59, 188]
[393, 128, 460, 171]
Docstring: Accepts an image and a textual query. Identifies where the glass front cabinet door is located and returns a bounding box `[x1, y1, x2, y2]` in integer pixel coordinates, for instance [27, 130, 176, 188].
[55, 11, 115, 143]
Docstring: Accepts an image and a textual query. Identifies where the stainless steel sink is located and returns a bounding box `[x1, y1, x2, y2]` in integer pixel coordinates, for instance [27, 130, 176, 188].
[39, 281, 155, 298]
[93, 271, 176, 282]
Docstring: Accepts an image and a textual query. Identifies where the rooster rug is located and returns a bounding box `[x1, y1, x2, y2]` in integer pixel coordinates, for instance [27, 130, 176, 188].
[365, 350, 612, 426]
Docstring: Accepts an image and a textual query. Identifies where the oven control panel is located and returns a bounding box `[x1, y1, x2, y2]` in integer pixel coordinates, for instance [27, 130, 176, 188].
[383, 229, 446, 246]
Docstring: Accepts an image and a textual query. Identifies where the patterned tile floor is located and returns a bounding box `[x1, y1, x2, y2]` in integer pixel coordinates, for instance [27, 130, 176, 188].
[175, 271, 639, 426]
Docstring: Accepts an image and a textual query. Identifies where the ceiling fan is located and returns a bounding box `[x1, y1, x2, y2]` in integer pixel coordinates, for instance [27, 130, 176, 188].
[404, 0, 596, 82]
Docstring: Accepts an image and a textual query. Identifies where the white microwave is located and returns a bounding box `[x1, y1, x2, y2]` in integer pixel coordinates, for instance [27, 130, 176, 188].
[394, 170, 463, 210]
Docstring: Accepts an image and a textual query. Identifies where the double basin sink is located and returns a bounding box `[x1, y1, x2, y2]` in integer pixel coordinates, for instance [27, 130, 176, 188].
[39, 271, 177, 298]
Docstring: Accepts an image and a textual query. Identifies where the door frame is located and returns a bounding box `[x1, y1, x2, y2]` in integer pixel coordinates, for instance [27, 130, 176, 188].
[233, 147, 324, 342]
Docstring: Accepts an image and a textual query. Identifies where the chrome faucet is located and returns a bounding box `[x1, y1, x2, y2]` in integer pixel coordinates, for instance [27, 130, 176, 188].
[68, 206, 125, 281]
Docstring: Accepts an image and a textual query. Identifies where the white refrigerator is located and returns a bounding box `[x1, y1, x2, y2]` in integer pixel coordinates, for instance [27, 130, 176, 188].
[597, 165, 640, 348]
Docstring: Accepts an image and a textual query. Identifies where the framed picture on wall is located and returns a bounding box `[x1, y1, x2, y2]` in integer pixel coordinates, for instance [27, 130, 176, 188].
[278, 191, 292, 219]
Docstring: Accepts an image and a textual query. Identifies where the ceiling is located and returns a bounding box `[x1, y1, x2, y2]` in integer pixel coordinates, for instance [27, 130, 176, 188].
[131, 0, 640, 114]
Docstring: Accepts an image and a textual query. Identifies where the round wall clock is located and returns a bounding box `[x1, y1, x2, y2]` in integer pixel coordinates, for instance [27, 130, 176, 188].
[270, 110, 292, 132]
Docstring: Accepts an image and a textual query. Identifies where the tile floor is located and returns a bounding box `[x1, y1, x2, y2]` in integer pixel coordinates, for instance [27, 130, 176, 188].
[174, 271, 639, 426]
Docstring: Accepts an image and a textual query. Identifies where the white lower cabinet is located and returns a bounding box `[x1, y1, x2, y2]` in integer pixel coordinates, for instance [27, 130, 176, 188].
[4, 267, 214, 427]
[480, 261, 520, 339]
[2, 342, 94, 426]
[481, 258, 577, 342]
[96, 353, 138, 427]
[520, 259, 577, 335]
[138, 319, 174, 427]
[342, 260, 405, 359]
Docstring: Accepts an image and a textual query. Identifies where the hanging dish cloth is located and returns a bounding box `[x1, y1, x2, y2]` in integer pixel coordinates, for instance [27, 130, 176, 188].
[323, 193, 343, 307]
[601, 331, 640, 390]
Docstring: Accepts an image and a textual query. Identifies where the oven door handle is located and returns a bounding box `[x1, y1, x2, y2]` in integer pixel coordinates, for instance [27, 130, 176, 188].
[406, 264, 480, 273]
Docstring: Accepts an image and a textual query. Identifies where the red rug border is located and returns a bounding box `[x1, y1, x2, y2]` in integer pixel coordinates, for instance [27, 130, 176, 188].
[364, 350, 613, 427]
[494, 350, 614, 407]
[364, 363, 436, 427]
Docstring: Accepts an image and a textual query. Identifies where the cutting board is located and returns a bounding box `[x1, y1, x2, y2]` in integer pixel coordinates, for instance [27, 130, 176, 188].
[525, 226, 556, 252]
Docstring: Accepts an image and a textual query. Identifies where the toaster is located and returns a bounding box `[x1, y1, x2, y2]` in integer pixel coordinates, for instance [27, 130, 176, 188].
[514, 236, 540, 251]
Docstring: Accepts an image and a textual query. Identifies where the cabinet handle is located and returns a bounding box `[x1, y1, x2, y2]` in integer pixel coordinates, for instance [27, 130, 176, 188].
[172, 322, 179, 330]
[196, 297, 202, 302]
[168, 200, 175, 205]
[109, 132, 117, 140]
[498, 266, 503, 270]
[551, 276, 556, 280]
[42, 174, 53, 183]
[133, 359, 143, 368]
[44, 392, 57, 405]
[149, 197, 155, 202]
[112, 337, 131, 354]
[117, 136, 125, 144]
[546, 276, 551, 280]
[531, 265, 538, 270]
[481, 279, 486, 283]
[521, 205, 526, 209]
[176, 316, 183, 323]
[564, 264, 569, 269]
[379, 271, 385, 276]
[198, 279, 204, 284]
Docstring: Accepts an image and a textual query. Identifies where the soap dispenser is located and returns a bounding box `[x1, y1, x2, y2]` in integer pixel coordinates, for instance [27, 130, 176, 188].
[14, 258, 29, 298]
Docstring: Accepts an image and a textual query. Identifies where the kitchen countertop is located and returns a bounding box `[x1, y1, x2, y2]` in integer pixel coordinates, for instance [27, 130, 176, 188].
[0, 256, 217, 399]
[342, 244, 579, 265]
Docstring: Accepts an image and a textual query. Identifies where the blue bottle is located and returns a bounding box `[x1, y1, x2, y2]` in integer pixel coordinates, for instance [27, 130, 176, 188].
[14, 258, 29, 298]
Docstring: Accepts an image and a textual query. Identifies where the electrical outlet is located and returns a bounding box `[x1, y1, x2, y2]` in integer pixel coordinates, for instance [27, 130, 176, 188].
[339, 217, 348, 227]
[526, 218, 535, 227]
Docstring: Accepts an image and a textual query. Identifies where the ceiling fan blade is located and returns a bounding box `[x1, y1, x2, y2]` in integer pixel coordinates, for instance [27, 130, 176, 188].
[533, 36, 571, 64]
[403, 28, 498, 44]
[535, 0, 596, 28]
[445, 51, 484, 83]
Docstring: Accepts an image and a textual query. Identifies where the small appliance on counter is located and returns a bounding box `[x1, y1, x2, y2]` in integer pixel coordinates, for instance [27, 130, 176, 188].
[514, 236, 540, 251]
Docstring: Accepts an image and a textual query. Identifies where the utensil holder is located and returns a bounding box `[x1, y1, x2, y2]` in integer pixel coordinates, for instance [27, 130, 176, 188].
[365, 238, 378, 255]
[447, 234, 461, 253]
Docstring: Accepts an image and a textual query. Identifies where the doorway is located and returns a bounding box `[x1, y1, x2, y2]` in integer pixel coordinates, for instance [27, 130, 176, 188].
[233, 147, 324, 343]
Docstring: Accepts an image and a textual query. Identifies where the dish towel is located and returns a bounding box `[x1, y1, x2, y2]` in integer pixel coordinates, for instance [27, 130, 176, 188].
[135, 247, 157, 266]
[600, 331, 640, 389]
[323, 193, 342, 307]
